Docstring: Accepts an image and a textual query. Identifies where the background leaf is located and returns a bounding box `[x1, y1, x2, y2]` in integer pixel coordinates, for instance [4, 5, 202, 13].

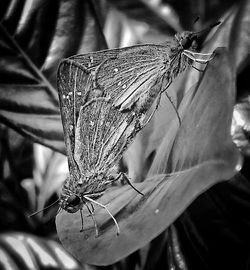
[0, 0, 107, 153]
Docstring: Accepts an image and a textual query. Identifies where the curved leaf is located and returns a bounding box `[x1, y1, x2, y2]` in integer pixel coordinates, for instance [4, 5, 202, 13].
[56, 48, 241, 265]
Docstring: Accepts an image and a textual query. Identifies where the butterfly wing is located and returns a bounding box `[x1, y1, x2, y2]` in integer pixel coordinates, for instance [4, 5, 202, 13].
[57, 60, 92, 178]
[57, 55, 142, 176]
[64, 44, 175, 173]
[69, 44, 173, 112]
[73, 93, 145, 174]
[58, 43, 183, 174]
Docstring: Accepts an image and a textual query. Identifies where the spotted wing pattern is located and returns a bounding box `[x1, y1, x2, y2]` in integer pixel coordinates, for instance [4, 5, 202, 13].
[74, 95, 140, 175]
[57, 61, 92, 179]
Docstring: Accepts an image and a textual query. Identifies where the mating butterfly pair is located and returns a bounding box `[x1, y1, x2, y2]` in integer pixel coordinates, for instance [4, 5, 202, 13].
[57, 22, 220, 236]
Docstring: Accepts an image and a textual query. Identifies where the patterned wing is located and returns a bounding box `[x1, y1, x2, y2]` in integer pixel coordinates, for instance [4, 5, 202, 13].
[65, 44, 174, 173]
[69, 44, 173, 112]
[58, 43, 181, 174]
[73, 94, 145, 174]
[57, 60, 92, 178]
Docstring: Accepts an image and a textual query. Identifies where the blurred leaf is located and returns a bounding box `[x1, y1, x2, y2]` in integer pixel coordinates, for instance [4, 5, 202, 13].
[56, 48, 240, 265]
[21, 178, 37, 211]
[33, 144, 67, 214]
[104, 8, 125, 48]
[166, 0, 236, 30]
[0, 125, 33, 181]
[0, 0, 107, 153]
[0, 0, 63, 152]
[0, 182, 32, 232]
[104, 8, 153, 48]
[107, 0, 182, 34]
[231, 99, 250, 156]
[0, 232, 84, 270]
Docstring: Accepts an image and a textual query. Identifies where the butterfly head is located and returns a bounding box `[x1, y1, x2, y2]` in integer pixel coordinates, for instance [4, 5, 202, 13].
[59, 176, 83, 213]
[60, 192, 83, 213]
[175, 31, 198, 51]
[175, 21, 221, 51]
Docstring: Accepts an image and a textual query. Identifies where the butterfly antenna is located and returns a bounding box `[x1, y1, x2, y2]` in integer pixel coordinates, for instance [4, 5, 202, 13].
[80, 208, 84, 232]
[86, 203, 99, 237]
[165, 92, 181, 125]
[117, 172, 143, 196]
[28, 199, 60, 217]
[90, 202, 95, 213]
[193, 21, 221, 37]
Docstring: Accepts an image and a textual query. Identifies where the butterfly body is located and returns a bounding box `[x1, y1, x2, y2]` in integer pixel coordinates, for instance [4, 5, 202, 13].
[57, 25, 219, 234]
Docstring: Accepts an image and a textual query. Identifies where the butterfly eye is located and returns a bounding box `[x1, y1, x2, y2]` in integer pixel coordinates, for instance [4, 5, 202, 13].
[67, 195, 81, 207]
[182, 37, 195, 49]
[192, 39, 198, 49]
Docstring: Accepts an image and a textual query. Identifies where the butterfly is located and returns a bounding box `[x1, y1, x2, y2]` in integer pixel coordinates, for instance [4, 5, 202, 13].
[57, 21, 220, 236]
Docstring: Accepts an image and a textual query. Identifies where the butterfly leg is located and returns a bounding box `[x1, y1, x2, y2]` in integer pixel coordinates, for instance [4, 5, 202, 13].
[86, 203, 99, 237]
[138, 81, 169, 128]
[140, 88, 169, 128]
[90, 202, 95, 212]
[56, 206, 62, 216]
[164, 91, 181, 125]
[184, 50, 213, 56]
[161, 78, 181, 125]
[183, 50, 214, 63]
[116, 172, 143, 196]
[191, 64, 204, 72]
[140, 93, 162, 128]
[183, 53, 211, 63]
[141, 79, 181, 127]
[80, 208, 84, 232]
[86, 202, 95, 215]
[83, 195, 120, 235]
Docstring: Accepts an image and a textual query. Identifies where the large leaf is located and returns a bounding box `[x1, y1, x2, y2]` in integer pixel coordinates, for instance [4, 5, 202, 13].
[56, 48, 240, 265]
